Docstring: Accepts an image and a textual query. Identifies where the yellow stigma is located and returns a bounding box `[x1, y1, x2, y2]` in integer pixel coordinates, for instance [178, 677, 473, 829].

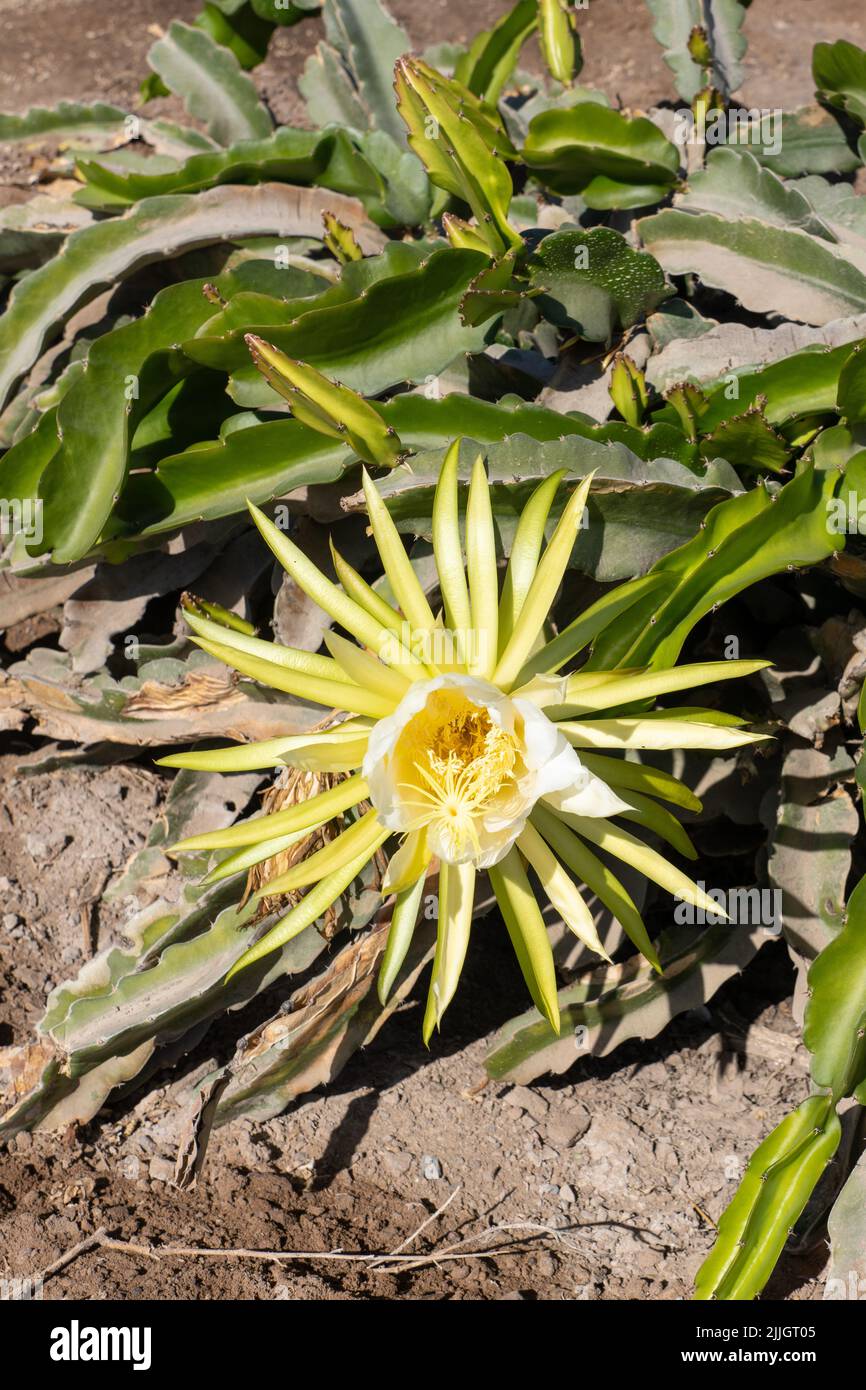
[393, 690, 521, 861]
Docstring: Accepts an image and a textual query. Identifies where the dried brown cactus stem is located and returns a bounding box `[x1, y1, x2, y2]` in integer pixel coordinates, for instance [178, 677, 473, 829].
[243, 712, 385, 932]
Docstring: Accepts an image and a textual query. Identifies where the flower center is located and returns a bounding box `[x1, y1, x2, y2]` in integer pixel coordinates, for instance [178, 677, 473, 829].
[394, 691, 521, 860]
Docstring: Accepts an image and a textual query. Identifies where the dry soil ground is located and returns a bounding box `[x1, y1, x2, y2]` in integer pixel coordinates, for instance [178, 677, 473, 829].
[0, 754, 818, 1301]
[0, 0, 858, 1302]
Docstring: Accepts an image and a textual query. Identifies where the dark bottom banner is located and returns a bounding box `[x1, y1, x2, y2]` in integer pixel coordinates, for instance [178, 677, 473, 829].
[1, 1295, 851, 1374]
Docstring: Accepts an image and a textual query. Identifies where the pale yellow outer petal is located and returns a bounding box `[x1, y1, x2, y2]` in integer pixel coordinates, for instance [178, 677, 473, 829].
[517, 821, 608, 958]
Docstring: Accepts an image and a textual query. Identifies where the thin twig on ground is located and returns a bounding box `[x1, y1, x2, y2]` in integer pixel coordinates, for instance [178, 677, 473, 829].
[368, 1184, 461, 1269]
[37, 1208, 579, 1286]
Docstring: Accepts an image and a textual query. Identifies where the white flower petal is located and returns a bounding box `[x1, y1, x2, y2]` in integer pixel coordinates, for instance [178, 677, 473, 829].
[514, 697, 586, 801]
[545, 774, 633, 819]
[362, 679, 434, 825]
[474, 821, 526, 869]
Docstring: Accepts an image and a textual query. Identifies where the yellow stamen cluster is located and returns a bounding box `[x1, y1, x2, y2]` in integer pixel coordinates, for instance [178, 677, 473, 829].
[395, 694, 521, 859]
